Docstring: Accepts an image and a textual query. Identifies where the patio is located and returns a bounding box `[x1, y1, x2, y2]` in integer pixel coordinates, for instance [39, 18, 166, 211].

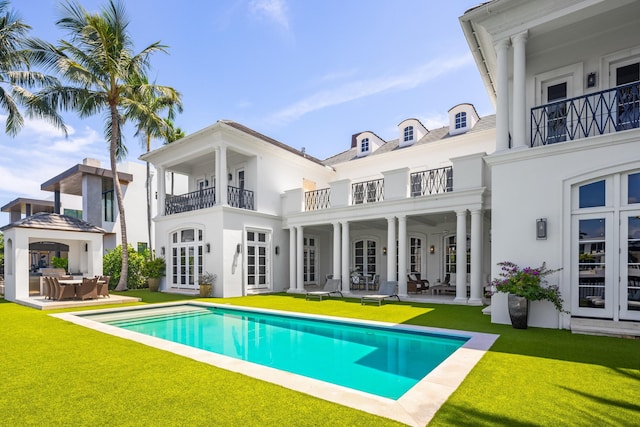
[16, 293, 141, 310]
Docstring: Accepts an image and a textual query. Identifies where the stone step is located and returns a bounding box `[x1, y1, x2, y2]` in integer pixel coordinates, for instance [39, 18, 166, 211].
[571, 317, 640, 338]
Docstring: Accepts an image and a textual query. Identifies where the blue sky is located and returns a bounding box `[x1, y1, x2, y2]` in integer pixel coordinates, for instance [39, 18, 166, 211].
[0, 0, 492, 223]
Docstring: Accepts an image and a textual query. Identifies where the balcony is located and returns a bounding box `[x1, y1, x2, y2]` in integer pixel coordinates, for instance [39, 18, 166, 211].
[410, 166, 453, 197]
[352, 179, 384, 205]
[531, 82, 640, 147]
[164, 186, 254, 215]
[305, 188, 330, 211]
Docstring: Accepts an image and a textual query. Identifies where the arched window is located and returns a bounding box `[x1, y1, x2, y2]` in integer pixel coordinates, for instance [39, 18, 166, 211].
[455, 112, 467, 129]
[403, 126, 414, 142]
[360, 138, 370, 153]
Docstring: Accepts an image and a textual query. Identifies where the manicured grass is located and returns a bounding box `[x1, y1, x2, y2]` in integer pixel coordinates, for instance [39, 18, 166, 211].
[1, 292, 638, 426]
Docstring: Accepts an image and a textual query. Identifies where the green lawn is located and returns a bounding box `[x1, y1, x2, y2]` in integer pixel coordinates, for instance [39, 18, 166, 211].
[2, 292, 638, 426]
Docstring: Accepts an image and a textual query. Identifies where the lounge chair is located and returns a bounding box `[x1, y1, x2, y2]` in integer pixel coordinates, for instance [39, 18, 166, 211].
[76, 277, 98, 301]
[361, 281, 400, 306]
[407, 273, 429, 293]
[306, 279, 343, 301]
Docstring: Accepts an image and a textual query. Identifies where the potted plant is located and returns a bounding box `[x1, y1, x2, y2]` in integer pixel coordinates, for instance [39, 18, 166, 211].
[144, 257, 166, 292]
[490, 261, 565, 329]
[198, 272, 217, 297]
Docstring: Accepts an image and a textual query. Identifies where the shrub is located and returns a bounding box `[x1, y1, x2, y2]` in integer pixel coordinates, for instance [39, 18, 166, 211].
[51, 256, 68, 270]
[103, 245, 147, 289]
[143, 257, 166, 278]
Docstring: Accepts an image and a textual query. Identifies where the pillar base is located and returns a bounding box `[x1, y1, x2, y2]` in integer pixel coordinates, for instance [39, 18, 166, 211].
[453, 297, 468, 304]
[467, 297, 484, 306]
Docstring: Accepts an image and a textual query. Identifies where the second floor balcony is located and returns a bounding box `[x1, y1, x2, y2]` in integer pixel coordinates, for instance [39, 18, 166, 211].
[531, 81, 640, 147]
[165, 185, 254, 215]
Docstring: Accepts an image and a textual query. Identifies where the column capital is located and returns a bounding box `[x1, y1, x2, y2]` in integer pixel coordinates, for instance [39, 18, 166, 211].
[397, 215, 407, 222]
[495, 37, 511, 51]
[511, 30, 528, 45]
[470, 208, 484, 216]
[456, 209, 468, 216]
[385, 215, 396, 222]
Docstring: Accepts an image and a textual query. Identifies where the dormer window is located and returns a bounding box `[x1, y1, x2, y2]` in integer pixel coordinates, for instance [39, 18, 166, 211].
[403, 126, 414, 142]
[361, 138, 370, 153]
[448, 103, 479, 136]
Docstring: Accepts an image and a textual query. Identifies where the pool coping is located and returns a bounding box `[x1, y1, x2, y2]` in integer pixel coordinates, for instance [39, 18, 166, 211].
[52, 302, 499, 427]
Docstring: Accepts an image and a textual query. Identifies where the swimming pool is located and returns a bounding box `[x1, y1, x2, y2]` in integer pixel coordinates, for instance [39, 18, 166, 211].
[80, 303, 467, 399]
[55, 302, 498, 426]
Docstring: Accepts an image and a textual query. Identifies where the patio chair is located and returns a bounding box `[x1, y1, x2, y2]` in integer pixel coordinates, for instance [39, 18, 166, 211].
[407, 274, 429, 293]
[76, 277, 99, 301]
[97, 275, 111, 298]
[361, 281, 400, 306]
[52, 276, 75, 301]
[43, 276, 55, 300]
[306, 279, 343, 301]
[430, 274, 455, 295]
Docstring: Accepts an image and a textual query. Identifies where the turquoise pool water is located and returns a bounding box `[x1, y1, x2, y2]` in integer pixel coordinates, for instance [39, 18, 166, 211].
[82, 304, 469, 399]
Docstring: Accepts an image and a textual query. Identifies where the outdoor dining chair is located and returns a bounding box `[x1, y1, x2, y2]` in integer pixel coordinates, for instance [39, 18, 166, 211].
[76, 277, 99, 301]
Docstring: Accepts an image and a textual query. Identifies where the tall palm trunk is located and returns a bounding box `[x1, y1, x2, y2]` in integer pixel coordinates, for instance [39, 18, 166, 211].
[111, 104, 129, 291]
[145, 134, 152, 258]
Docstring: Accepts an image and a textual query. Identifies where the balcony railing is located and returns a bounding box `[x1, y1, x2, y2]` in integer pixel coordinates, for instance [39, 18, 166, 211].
[165, 187, 216, 215]
[305, 188, 330, 211]
[228, 185, 254, 210]
[410, 166, 453, 197]
[531, 81, 640, 147]
[352, 178, 384, 204]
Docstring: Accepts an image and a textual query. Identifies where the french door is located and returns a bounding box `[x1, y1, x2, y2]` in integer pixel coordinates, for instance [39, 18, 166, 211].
[620, 211, 640, 320]
[303, 236, 317, 285]
[246, 229, 270, 290]
[171, 228, 203, 290]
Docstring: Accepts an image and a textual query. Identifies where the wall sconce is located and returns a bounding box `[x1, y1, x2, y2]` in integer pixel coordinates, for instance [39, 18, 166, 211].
[84, 243, 88, 252]
[236, 243, 242, 254]
[275, 246, 280, 255]
[206, 243, 210, 253]
[587, 72, 597, 88]
[536, 218, 547, 240]
[228, 173, 233, 181]
[429, 245, 435, 254]
[382, 246, 387, 256]
[161, 246, 165, 256]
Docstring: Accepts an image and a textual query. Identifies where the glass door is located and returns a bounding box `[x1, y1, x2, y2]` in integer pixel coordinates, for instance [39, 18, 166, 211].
[573, 214, 614, 318]
[303, 236, 317, 285]
[246, 230, 270, 290]
[544, 81, 568, 143]
[620, 211, 640, 320]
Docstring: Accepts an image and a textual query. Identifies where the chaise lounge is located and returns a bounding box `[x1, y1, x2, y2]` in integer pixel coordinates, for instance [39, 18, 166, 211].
[361, 281, 400, 306]
[305, 278, 343, 301]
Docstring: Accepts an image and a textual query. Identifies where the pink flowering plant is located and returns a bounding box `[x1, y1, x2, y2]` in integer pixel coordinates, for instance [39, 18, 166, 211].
[490, 261, 566, 312]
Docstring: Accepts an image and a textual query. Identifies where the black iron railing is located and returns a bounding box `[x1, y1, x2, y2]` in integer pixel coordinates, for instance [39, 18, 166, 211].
[410, 166, 453, 197]
[531, 81, 640, 147]
[352, 178, 384, 204]
[305, 188, 330, 211]
[228, 185, 254, 210]
[165, 187, 216, 215]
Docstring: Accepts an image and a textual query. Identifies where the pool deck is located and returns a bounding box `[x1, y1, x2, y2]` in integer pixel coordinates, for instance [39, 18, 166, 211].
[53, 301, 499, 427]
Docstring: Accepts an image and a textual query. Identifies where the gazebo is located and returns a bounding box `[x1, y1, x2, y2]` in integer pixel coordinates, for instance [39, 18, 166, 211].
[1, 213, 106, 303]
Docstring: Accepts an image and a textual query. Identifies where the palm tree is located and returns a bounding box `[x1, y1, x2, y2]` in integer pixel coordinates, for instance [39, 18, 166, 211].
[0, 0, 62, 135]
[130, 75, 182, 258]
[26, 0, 181, 290]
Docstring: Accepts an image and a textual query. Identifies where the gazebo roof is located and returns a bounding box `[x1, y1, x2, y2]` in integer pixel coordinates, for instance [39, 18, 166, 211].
[0, 212, 106, 233]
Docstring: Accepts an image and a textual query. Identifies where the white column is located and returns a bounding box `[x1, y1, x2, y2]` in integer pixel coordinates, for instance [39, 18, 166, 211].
[495, 38, 511, 152]
[157, 166, 166, 216]
[454, 209, 468, 303]
[387, 216, 397, 282]
[296, 226, 304, 292]
[469, 209, 484, 305]
[512, 31, 528, 150]
[217, 145, 228, 206]
[341, 221, 350, 293]
[332, 222, 341, 280]
[397, 216, 407, 296]
[288, 227, 296, 292]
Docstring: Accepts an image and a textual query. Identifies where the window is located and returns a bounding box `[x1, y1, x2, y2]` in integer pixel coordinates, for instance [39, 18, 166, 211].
[629, 173, 640, 204]
[445, 235, 470, 274]
[616, 62, 640, 131]
[102, 189, 114, 222]
[455, 112, 467, 129]
[409, 237, 422, 274]
[579, 180, 606, 208]
[63, 209, 82, 219]
[546, 82, 568, 143]
[137, 242, 148, 254]
[403, 126, 414, 142]
[360, 138, 369, 153]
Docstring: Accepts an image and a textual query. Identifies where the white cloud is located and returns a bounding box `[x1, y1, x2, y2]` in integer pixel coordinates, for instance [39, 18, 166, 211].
[249, 0, 290, 31]
[269, 54, 474, 125]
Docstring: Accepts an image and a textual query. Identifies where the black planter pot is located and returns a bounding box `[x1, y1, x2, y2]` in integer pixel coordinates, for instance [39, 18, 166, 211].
[507, 294, 529, 329]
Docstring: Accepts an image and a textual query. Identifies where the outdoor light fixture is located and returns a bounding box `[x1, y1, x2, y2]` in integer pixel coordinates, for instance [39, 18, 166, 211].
[275, 246, 280, 255]
[161, 246, 165, 256]
[236, 243, 242, 254]
[84, 243, 88, 252]
[429, 245, 435, 254]
[587, 72, 597, 88]
[206, 243, 210, 253]
[383, 246, 387, 256]
[536, 218, 547, 240]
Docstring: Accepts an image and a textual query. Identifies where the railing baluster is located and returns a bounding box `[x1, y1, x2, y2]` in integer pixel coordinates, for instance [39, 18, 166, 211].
[304, 188, 331, 211]
[351, 178, 384, 204]
[165, 187, 216, 215]
[410, 166, 453, 197]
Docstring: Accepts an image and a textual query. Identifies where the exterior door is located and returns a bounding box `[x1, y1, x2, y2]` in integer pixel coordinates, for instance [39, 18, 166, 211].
[573, 214, 614, 319]
[613, 61, 639, 131]
[354, 239, 377, 279]
[246, 230, 270, 290]
[543, 81, 568, 143]
[171, 228, 203, 290]
[620, 211, 640, 320]
[303, 236, 317, 285]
